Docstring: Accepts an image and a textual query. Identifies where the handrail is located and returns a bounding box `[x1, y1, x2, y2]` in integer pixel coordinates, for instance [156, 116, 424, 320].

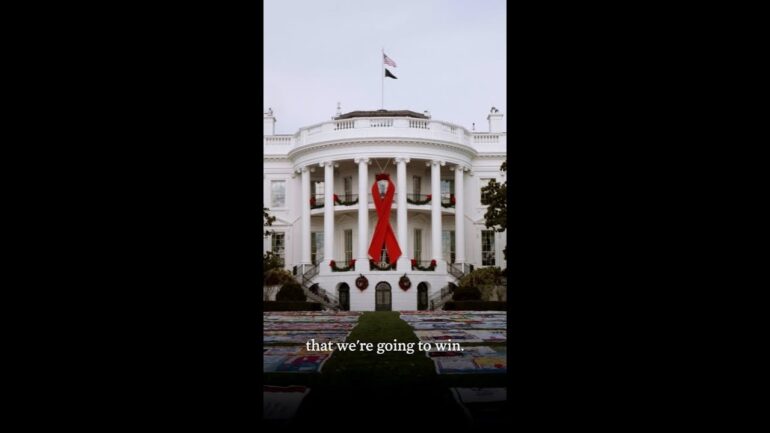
[448, 263, 474, 280]
[304, 289, 338, 310]
[428, 285, 455, 310]
[298, 264, 339, 310]
[448, 264, 463, 279]
[302, 264, 318, 282]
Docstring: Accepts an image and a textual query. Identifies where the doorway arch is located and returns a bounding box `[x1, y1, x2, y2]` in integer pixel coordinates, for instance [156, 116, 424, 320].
[338, 283, 350, 311]
[417, 282, 429, 310]
[375, 282, 392, 311]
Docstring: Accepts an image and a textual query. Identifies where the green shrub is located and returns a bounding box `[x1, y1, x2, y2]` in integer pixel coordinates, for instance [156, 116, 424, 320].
[458, 267, 504, 301]
[458, 267, 503, 288]
[452, 286, 482, 301]
[264, 268, 295, 287]
[276, 282, 306, 302]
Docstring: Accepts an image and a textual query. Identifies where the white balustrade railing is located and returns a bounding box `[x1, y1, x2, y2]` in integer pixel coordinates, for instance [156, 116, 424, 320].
[334, 119, 355, 130]
[264, 135, 293, 145]
[473, 134, 500, 144]
[435, 122, 458, 134]
[370, 118, 393, 127]
[263, 117, 507, 151]
[409, 119, 429, 129]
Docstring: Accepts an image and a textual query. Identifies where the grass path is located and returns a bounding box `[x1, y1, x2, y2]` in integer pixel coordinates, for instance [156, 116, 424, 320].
[265, 312, 505, 427]
[315, 312, 438, 386]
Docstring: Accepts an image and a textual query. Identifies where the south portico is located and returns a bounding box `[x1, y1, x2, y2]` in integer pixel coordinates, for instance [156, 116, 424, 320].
[265, 108, 506, 311]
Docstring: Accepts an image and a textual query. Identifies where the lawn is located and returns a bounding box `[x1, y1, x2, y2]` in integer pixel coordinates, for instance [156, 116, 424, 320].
[264, 311, 507, 427]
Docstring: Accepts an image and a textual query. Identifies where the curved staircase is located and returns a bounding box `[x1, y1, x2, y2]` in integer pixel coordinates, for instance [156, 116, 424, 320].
[299, 264, 339, 311]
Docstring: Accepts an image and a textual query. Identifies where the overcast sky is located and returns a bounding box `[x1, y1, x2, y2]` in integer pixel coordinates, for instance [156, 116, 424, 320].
[264, 0, 506, 135]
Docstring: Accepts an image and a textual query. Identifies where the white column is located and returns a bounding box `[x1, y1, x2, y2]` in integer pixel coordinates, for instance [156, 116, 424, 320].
[355, 157, 370, 272]
[321, 161, 336, 274]
[454, 165, 466, 265]
[300, 167, 311, 267]
[395, 157, 410, 270]
[430, 160, 446, 272]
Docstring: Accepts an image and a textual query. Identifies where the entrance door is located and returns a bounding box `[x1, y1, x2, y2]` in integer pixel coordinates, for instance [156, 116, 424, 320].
[338, 283, 350, 311]
[417, 283, 428, 310]
[375, 282, 392, 311]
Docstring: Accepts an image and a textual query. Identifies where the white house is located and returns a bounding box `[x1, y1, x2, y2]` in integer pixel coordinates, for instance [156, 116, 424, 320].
[264, 107, 506, 311]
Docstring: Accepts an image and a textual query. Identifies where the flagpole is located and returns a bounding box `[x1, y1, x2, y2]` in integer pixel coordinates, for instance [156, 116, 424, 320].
[381, 47, 384, 109]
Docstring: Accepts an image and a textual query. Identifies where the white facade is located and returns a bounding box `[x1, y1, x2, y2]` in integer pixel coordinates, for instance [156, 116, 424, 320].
[264, 108, 506, 311]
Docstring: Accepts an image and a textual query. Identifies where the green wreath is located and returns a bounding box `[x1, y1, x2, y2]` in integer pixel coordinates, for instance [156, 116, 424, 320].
[406, 194, 431, 205]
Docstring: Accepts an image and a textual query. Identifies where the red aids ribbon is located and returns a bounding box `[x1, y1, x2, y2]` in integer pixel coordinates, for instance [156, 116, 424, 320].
[368, 174, 402, 264]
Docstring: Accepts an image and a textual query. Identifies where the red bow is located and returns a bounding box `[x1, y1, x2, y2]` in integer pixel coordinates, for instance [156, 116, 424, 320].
[368, 174, 402, 264]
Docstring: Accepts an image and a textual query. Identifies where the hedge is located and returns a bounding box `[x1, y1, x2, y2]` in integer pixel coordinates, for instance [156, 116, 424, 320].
[443, 301, 507, 311]
[263, 302, 322, 311]
[276, 282, 306, 302]
[452, 286, 482, 301]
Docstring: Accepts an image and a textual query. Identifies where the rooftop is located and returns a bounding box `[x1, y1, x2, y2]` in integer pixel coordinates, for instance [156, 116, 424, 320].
[334, 109, 428, 120]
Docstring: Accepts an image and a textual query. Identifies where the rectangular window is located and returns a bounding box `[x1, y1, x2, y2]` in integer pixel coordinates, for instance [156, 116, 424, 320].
[344, 176, 353, 201]
[413, 229, 422, 261]
[271, 232, 285, 267]
[441, 179, 454, 203]
[311, 232, 324, 265]
[344, 230, 353, 263]
[481, 230, 495, 266]
[442, 230, 456, 264]
[480, 178, 492, 204]
[413, 176, 421, 196]
[271, 180, 286, 208]
[312, 181, 325, 203]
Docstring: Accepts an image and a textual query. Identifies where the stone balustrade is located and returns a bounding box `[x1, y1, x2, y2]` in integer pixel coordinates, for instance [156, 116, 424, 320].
[263, 117, 506, 150]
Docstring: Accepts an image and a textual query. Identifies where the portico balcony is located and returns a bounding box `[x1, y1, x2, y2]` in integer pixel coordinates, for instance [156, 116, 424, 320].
[411, 260, 438, 272]
[309, 192, 456, 215]
[329, 259, 356, 272]
[297, 136, 470, 277]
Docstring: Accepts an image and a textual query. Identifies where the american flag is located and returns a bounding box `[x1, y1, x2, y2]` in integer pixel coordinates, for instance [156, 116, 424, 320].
[383, 53, 397, 67]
